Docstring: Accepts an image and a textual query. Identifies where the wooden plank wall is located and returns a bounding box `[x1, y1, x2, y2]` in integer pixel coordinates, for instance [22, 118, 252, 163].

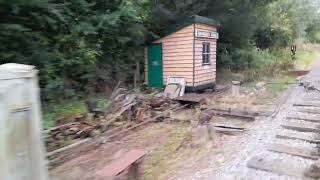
[194, 23, 217, 86]
[146, 24, 194, 86]
[144, 23, 217, 87]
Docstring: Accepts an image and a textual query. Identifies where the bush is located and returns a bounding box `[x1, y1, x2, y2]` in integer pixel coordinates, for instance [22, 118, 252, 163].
[255, 28, 292, 49]
[220, 48, 276, 71]
[218, 48, 294, 82]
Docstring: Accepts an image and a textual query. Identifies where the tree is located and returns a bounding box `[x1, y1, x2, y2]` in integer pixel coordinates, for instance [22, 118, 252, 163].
[0, 0, 151, 101]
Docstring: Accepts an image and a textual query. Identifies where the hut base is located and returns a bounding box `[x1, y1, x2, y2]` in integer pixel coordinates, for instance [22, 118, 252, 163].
[185, 82, 216, 93]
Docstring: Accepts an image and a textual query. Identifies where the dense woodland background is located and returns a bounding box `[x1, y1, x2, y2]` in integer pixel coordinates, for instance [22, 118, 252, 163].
[1, 0, 320, 102]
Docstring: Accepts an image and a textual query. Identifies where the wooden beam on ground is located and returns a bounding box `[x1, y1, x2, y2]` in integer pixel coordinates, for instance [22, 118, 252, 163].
[204, 106, 273, 117]
[287, 116, 320, 123]
[297, 108, 320, 115]
[213, 127, 246, 135]
[96, 149, 146, 178]
[267, 143, 320, 160]
[211, 110, 256, 120]
[212, 123, 246, 135]
[303, 98, 320, 102]
[294, 102, 320, 107]
[276, 132, 320, 144]
[247, 156, 310, 178]
[211, 123, 246, 130]
[281, 122, 320, 133]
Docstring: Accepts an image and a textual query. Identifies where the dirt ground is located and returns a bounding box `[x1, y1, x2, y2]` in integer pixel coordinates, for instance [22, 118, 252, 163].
[50, 102, 272, 180]
[49, 76, 283, 180]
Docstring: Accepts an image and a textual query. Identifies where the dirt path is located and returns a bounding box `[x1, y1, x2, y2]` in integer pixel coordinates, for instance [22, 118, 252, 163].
[175, 60, 320, 180]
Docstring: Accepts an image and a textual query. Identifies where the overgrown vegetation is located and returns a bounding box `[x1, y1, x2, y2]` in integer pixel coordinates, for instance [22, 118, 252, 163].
[1, 0, 320, 114]
[43, 98, 109, 129]
[295, 46, 320, 69]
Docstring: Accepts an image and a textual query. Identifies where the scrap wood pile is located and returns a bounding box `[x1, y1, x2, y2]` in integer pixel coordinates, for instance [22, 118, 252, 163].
[45, 88, 183, 152]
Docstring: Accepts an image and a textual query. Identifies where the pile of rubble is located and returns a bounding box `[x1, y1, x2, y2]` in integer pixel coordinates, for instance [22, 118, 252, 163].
[45, 88, 182, 151]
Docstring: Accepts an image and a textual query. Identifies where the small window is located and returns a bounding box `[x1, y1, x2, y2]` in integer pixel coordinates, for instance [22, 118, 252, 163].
[202, 42, 211, 65]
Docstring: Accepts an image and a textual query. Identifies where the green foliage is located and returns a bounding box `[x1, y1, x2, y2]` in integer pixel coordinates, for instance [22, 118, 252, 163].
[0, 0, 151, 102]
[1, 0, 320, 104]
[43, 97, 109, 129]
[255, 28, 292, 49]
[295, 47, 320, 69]
[43, 101, 86, 129]
[306, 21, 320, 43]
[266, 75, 296, 96]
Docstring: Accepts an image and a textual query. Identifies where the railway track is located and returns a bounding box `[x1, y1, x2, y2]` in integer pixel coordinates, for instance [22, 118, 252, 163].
[245, 63, 320, 179]
[247, 96, 320, 179]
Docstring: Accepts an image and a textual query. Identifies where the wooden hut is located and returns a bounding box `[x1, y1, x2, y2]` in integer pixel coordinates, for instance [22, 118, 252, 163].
[144, 15, 220, 92]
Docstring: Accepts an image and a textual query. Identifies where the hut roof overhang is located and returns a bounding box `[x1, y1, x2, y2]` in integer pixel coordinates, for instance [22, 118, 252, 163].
[145, 15, 220, 45]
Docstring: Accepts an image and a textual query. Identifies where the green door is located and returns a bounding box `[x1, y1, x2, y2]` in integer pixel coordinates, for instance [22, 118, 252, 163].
[148, 44, 163, 87]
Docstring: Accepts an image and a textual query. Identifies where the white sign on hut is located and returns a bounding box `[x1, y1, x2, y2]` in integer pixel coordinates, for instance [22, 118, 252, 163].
[144, 15, 220, 94]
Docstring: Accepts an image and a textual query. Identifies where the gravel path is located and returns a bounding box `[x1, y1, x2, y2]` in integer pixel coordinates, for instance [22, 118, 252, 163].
[186, 60, 320, 180]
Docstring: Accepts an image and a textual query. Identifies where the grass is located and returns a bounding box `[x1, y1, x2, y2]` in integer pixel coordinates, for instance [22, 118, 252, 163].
[42, 98, 109, 129]
[143, 125, 188, 179]
[265, 75, 297, 96]
[295, 46, 320, 69]
[143, 124, 214, 180]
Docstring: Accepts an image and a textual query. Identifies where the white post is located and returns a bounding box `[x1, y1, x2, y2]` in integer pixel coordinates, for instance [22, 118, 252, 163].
[0, 63, 49, 180]
[232, 81, 240, 97]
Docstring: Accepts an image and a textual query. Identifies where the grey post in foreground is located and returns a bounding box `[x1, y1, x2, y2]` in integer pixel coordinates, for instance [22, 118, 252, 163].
[0, 63, 49, 180]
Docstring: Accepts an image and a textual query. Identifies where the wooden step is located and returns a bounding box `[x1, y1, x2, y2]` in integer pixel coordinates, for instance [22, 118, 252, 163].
[247, 156, 311, 178]
[276, 132, 320, 144]
[267, 143, 320, 160]
[281, 122, 320, 133]
[303, 98, 320, 102]
[294, 102, 320, 107]
[297, 108, 320, 115]
[287, 116, 320, 123]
